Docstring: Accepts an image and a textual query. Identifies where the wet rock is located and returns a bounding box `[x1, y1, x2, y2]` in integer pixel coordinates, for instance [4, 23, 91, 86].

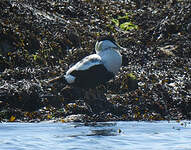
[62, 114, 91, 122]
[65, 101, 92, 115]
[60, 86, 83, 100]
[0, 39, 14, 55]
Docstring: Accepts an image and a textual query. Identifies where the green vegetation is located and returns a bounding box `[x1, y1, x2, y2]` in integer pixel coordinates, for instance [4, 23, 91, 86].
[111, 13, 138, 31]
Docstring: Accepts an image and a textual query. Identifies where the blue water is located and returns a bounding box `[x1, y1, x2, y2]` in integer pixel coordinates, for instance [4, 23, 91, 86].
[0, 121, 191, 150]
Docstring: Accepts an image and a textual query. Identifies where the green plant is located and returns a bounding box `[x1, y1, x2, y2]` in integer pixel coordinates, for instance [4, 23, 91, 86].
[120, 22, 138, 31]
[111, 13, 138, 31]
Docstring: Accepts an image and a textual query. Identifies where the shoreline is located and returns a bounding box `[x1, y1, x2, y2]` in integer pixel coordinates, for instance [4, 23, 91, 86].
[0, 0, 191, 122]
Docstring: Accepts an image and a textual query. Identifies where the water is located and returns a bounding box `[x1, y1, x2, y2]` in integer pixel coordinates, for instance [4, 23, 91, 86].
[0, 121, 191, 150]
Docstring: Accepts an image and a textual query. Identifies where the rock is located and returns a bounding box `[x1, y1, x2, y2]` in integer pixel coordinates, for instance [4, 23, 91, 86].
[62, 114, 90, 122]
[127, 73, 138, 91]
[0, 40, 14, 55]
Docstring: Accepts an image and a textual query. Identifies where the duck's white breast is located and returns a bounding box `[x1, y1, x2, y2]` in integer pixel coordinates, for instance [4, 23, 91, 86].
[98, 49, 122, 74]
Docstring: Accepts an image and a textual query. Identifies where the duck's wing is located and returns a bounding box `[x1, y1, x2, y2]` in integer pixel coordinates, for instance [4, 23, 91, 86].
[65, 54, 114, 88]
[66, 54, 102, 74]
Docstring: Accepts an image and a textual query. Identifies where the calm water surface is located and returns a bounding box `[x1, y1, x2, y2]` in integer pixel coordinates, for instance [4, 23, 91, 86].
[0, 121, 191, 150]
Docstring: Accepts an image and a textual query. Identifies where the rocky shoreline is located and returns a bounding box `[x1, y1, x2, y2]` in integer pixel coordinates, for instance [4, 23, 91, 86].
[0, 0, 191, 122]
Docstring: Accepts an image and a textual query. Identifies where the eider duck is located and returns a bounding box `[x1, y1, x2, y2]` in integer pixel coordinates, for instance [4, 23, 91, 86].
[49, 36, 123, 89]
